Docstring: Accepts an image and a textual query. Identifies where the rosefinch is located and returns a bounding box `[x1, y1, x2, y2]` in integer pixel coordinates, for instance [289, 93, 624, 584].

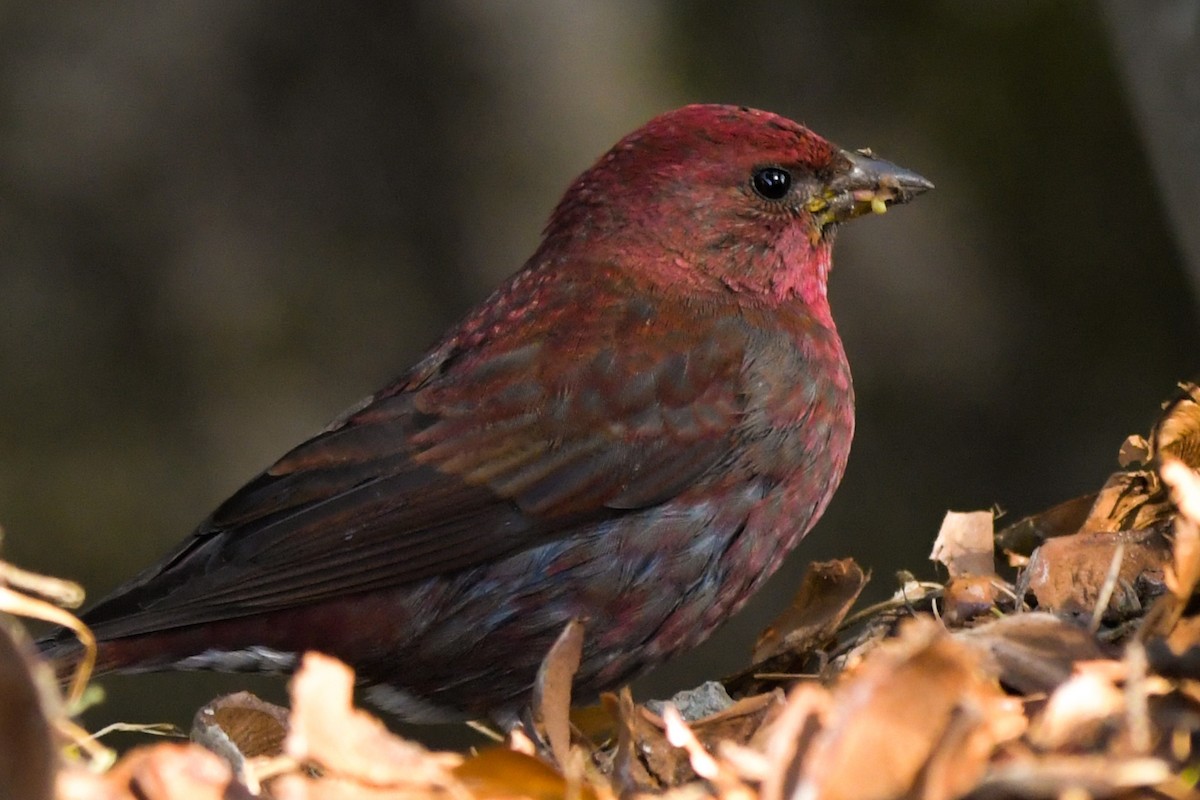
[41, 105, 930, 722]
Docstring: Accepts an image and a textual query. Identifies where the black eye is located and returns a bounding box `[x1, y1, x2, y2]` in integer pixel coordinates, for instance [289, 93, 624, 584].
[751, 167, 792, 200]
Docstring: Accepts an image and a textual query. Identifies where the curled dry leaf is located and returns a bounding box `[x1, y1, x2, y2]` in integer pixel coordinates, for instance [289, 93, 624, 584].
[930, 511, 1008, 624]
[999, 384, 1200, 562]
[955, 612, 1107, 695]
[57, 743, 253, 800]
[604, 688, 657, 795]
[1080, 471, 1169, 534]
[941, 575, 1003, 626]
[756, 684, 829, 800]
[1028, 667, 1125, 750]
[661, 706, 754, 800]
[531, 618, 585, 770]
[930, 510, 996, 578]
[971, 755, 1172, 799]
[603, 685, 784, 790]
[1162, 459, 1200, 535]
[751, 558, 867, 665]
[995, 493, 1096, 558]
[284, 652, 463, 793]
[785, 617, 1023, 800]
[1137, 459, 1200, 643]
[192, 691, 289, 785]
[455, 747, 601, 800]
[1153, 382, 1200, 470]
[685, 692, 783, 753]
[1118, 434, 1152, 469]
[1024, 528, 1170, 620]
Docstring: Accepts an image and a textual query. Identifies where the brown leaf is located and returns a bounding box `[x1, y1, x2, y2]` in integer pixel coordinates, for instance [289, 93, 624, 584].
[1024, 528, 1170, 620]
[1161, 460, 1200, 597]
[930, 510, 996, 578]
[756, 684, 829, 800]
[1081, 471, 1169, 533]
[1118, 434, 1152, 469]
[630, 705, 687, 787]
[531, 618, 585, 770]
[192, 690, 289, 782]
[971, 755, 1171, 799]
[455, 747, 599, 800]
[608, 688, 784, 790]
[660, 706, 754, 800]
[56, 743, 254, 800]
[995, 493, 1096, 557]
[1027, 665, 1125, 750]
[752, 558, 867, 664]
[687, 691, 783, 753]
[955, 612, 1108, 695]
[603, 688, 657, 795]
[1137, 460, 1200, 643]
[284, 652, 462, 792]
[942, 575, 1003, 626]
[789, 617, 1022, 800]
[1154, 381, 1200, 470]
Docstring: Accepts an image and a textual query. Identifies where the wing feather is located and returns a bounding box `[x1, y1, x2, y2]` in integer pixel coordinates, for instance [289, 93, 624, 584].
[81, 277, 752, 638]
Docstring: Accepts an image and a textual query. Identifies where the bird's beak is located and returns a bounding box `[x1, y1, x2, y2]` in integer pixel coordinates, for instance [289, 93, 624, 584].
[807, 148, 934, 227]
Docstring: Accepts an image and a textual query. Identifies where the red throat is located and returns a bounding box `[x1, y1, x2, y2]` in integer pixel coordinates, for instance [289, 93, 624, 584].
[766, 227, 835, 326]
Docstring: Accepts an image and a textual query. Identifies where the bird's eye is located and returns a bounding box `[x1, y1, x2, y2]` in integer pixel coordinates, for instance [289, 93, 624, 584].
[751, 167, 792, 201]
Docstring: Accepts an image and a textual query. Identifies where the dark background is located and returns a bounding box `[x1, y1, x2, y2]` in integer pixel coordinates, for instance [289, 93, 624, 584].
[1, 2, 1197, 746]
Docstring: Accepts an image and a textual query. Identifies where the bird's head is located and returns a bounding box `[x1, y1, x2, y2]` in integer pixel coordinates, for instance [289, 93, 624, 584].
[542, 104, 931, 310]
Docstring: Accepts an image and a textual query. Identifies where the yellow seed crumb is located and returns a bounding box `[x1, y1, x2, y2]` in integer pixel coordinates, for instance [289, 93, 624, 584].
[871, 196, 888, 215]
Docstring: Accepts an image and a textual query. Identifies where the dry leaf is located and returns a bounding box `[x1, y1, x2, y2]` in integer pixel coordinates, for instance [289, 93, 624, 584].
[930, 510, 996, 578]
[790, 617, 1020, 800]
[57, 743, 253, 800]
[756, 684, 829, 800]
[686, 691, 783, 752]
[995, 493, 1096, 557]
[192, 691, 289, 784]
[972, 755, 1172, 799]
[955, 612, 1107, 695]
[604, 688, 657, 795]
[456, 747, 599, 800]
[1029, 667, 1124, 750]
[942, 575, 1004, 626]
[1024, 528, 1170, 619]
[531, 618, 585, 770]
[661, 706, 754, 800]
[284, 653, 462, 792]
[1154, 382, 1200, 470]
[752, 558, 867, 666]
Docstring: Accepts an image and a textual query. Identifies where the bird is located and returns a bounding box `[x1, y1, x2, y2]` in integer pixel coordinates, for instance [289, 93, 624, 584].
[40, 104, 931, 724]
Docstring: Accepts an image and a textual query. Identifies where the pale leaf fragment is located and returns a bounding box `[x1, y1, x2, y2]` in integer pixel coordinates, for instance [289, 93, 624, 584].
[930, 510, 996, 578]
[532, 617, 585, 770]
[283, 652, 463, 792]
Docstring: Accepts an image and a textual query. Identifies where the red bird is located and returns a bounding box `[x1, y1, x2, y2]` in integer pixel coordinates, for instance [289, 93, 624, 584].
[41, 105, 930, 723]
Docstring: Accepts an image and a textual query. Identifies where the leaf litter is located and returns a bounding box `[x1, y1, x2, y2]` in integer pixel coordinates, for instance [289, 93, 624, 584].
[6, 382, 1200, 798]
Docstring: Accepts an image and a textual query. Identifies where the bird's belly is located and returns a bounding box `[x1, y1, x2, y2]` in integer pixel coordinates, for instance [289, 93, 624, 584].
[321, 477, 813, 720]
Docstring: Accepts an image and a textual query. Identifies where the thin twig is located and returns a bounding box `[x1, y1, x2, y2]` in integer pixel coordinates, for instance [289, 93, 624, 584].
[1090, 541, 1126, 634]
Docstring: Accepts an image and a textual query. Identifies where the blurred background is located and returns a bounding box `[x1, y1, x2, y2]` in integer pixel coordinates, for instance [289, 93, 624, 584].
[1, 1, 1197, 746]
